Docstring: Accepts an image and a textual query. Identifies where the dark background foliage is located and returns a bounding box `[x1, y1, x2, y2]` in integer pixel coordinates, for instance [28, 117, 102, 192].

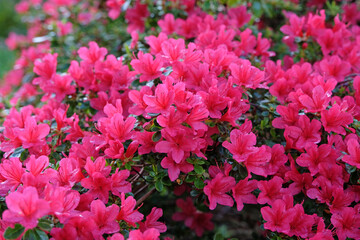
[0, 0, 25, 78]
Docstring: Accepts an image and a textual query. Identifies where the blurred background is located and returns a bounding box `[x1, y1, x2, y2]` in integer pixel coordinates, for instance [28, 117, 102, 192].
[0, 0, 25, 78]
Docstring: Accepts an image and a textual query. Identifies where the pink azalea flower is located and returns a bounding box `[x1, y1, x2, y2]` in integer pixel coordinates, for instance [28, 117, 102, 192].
[3, 186, 50, 229]
[110, 169, 131, 197]
[106, 0, 125, 20]
[128, 228, 160, 240]
[85, 200, 120, 236]
[343, 138, 360, 168]
[131, 51, 163, 82]
[331, 207, 360, 240]
[172, 198, 214, 237]
[139, 207, 167, 233]
[155, 129, 196, 163]
[229, 60, 265, 89]
[158, 14, 176, 35]
[203, 173, 236, 210]
[33, 53, 58, 85]
[232, 178, 257, 211]
[78, 41, 108, 64]
[0, 158, 25, 193]
[260, 199, 296, 234]
[257, 176, 286, 205]
[117, 193, 144, 226]
[143, 84, 174, 114]
[160, 156, 193, 181]
[318, 55, 351, 82]
[222, 129, 257, 163]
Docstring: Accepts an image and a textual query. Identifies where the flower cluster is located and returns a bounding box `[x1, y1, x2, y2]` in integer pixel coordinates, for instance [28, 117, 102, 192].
[1, 0, 360, 239]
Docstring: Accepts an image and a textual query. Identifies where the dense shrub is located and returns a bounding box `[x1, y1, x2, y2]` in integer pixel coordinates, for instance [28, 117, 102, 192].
[1, 0, 360, 239]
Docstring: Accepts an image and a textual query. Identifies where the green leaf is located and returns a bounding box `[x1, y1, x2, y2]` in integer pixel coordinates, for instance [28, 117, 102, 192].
[23, 229, 37, 240]
[10, 147, 25, 158]
[37, 219, 53, 232]
[22, 228, 49, 240]
[34, 229, 49, 240]
[213, 233, 225, 240]
[20, 149, 29, 161]
[151, 131, 161, 142]
[194, 165, 205, 174]
[194, 178, 205, 189]
[149, 125, 162, 132]
[345, 163, 357, 174]
[155, 181, 163, 192]
[251, 1, 263, 18]
[4, 224, 25, 240]
[124, 162, 132, 170]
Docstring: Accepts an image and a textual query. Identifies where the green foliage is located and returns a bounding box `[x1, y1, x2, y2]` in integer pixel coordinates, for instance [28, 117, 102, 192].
[4, 224, 25, 240]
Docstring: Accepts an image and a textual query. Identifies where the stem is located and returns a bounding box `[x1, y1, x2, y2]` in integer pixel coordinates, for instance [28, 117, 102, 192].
[136, 187, 155, 207]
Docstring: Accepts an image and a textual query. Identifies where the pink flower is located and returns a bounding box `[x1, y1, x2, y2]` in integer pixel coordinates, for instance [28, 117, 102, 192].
[33, 53, 58, 85]
[155, 129, 196, 163]
[298, 85, 330, 113]
[228, 5, 251, 28]
[222, 129, 257, 163]
[284, 115, 322, 150]
[131, 51, 163, 82]
[48, 74, 76, 101]
[287, 204, 315, 238]
[3, 186, 50, 228]
[157, 106, 186, 133]
[266, 144, 288, 175]
[343, 138, 360, 168]
[129, 86, 153, 117]
[139, 207, 167, 233]
[78, 41, 108, 64]
[260, 199, 296, 234]
[296, 144, 334, 176]
[81, 172, 111, 203]
[232, 178, 257, 211]
[99, 113, 136, 142]
[143, 84, 174, 114]
[146, 33, 168, 55]
[106, 0, 125, 20]
[105, 140, 124, 159]
[0, 158, 25, 193]
[197, 85, 229, 119]
[25, 155, 49, 176]
[203, 173, 236, 210]
[117, 193, 143, 226]
[243, 146, 271, 176]
[186, 105, 209, 132]
[318, 56, 351, 82]
[43, 184, 80, 222]
[128, 228, 160, 240]
[285, 158, 313, 195]
[85, 200, 120, 236]
[161, 38, 185, 63]
[280, 13, 305, 38]
[158, 14, 176, 35]
[160, 156, 193, 181]
[257, 176, 286, 205]
[57, 21, 73, 36]
[321, 104, 353, 135]
[269, 77, 293, 103]
[125, 1, 149, 33]
[331, 207, 360, 240]
[229, 60, 265, 89]
[172, 198, 214, 237]
[272, 103, 299, 129]
[110, 169, 131, 197]
[17, 117, 50, 149]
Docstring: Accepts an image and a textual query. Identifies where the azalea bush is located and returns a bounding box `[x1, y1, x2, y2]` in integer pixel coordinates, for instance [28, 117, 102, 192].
[0, 0, 360, 239]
